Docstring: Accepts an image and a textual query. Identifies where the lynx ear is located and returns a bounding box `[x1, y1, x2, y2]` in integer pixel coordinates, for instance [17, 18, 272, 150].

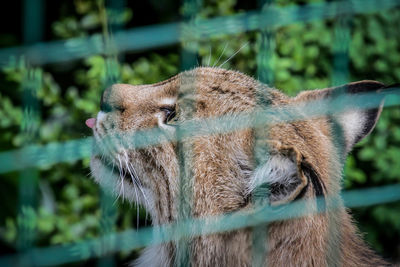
[331, 81, 386, 153]
[296, 81, 386, 153]
[249, 146, 316, 206]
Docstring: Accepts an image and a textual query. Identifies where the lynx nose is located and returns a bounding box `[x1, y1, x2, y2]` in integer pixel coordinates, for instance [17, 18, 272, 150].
[85, 118, 96, 128]
[100, 84, 131, 113]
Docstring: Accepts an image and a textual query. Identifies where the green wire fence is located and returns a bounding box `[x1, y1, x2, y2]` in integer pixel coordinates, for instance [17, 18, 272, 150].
[1, 0, 400, 266]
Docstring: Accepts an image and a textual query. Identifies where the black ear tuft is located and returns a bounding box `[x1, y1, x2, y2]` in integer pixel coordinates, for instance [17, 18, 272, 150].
[344, 80, 385, 95]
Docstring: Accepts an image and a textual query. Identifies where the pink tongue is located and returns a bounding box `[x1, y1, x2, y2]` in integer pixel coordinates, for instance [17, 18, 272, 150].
[85, 118, 96, 129]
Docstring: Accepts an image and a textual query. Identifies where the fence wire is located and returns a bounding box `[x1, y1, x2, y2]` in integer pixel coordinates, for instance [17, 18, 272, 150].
[0, 0, 400, 266]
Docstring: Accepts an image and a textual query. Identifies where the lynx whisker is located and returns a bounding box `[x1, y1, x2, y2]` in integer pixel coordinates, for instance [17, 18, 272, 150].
[126, 160, 151, 224]
[219, 41, 249, 68]
[112, 161, 121, 206]
[117, 155, 125, 201]
[123, 156, 141, 227]
[128, 161, 151, 224]
[123, 159, 140, 215]
[212, 42, 229, 67]
[128, 161, 150, 209]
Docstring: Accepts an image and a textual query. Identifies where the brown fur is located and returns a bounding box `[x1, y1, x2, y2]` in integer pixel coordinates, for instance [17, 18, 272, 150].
[90, 67, 391, 266]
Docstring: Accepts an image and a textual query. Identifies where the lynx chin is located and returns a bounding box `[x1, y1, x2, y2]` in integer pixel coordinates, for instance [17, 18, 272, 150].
[87, 67, 392, 266]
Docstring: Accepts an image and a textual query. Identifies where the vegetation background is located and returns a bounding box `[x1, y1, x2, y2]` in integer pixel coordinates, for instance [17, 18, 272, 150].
[0, 0, 399, 265]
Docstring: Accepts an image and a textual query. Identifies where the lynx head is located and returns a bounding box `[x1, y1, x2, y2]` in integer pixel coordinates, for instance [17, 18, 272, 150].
[88, 67, 385, 225]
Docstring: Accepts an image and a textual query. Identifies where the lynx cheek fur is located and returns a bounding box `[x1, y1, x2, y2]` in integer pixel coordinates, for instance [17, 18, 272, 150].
[89, 67, 391, 266]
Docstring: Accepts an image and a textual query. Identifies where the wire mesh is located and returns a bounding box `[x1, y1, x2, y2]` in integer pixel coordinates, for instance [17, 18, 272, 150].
[0, 0, 400, 266]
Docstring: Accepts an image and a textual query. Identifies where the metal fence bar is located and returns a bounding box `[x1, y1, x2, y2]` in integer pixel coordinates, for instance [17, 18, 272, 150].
[175, 1, 202, 265]
[332, 6, 351, 87]
[175, 76, 196, 266]
[0, 138, 92, 174]
[252, 0, 275, 265]
[1, 0, 399, 66]
[256, 0, 275, 85]
[16, 0, 44, 255]
[325, 4, 353, 265]
[96, 1, 123, 266]
[17, 65, 42, 252]
[22, 0, 44, 44]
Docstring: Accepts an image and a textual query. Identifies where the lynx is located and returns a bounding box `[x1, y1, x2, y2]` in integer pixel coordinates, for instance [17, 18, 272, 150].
[87, 67, 391, 266]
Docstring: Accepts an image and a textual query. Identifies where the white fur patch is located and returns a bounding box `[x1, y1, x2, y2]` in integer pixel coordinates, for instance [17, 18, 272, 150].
[248, 155, 298, 196]
[155, 112, 176, 135]
[96, 111, 107, 127]
[337, 110, 365, 151]
[132, 244, 171, 267]
[155, 113, 164, 125]
[159, 97, 177, 106]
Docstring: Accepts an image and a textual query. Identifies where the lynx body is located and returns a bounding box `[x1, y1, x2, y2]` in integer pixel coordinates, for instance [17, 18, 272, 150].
[89, 67, 390, 266]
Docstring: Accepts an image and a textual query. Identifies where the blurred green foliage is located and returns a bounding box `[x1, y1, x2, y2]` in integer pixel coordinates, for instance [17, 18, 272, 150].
[0, 0, 399, 264]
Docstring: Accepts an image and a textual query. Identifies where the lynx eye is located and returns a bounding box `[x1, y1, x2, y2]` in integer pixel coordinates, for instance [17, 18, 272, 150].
[160, 106, 176, 124]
